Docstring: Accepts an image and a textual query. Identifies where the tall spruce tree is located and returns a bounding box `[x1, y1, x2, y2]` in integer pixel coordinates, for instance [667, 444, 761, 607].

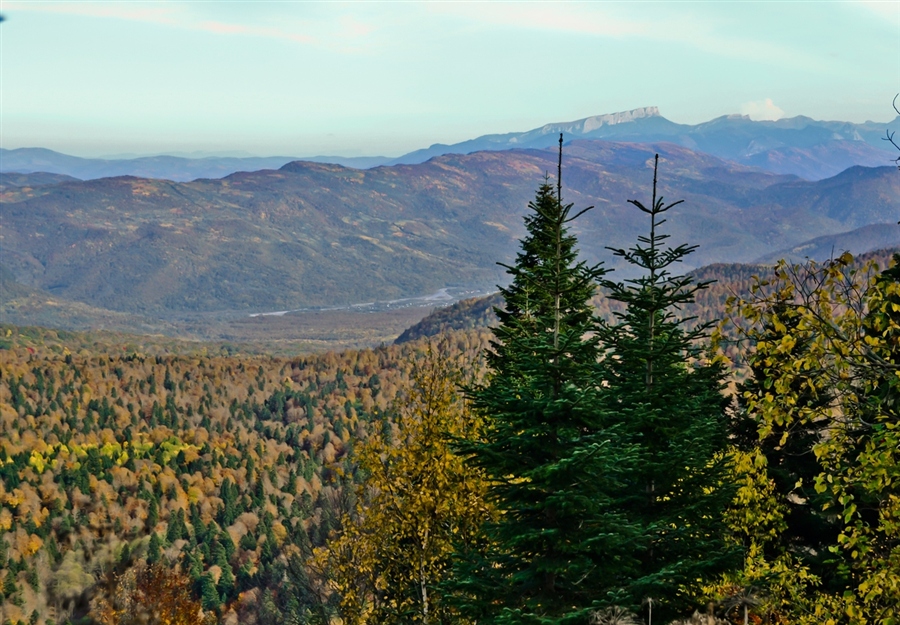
[453, 138, 642, 624]
[597, 155, 737, 621]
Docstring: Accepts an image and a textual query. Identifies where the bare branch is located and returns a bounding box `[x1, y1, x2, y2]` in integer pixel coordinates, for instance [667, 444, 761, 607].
[884, 94, 900, 171]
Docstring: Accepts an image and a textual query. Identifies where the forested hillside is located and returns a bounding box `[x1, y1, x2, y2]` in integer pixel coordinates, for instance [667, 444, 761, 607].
[0, 331, 490, 624]
[2, 136, 898, 625]
[398, 248, 900, 344]
[3, 245, 899, 624]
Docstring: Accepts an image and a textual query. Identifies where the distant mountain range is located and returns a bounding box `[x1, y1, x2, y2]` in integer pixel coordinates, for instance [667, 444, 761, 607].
[3, 107, 898, 182]
[2, 140, 897, 330]
[387, 107, 899, 180]
[0, 147, 386, 183]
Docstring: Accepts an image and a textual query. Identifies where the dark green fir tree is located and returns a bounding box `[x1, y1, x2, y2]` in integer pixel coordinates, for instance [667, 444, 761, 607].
[597, 155, 737, 621]
[147, 532, 162, 565]
[2, 569, 17, 599]
[185, 550, 204, 581]
[217, 562, 235, 603]
[220, 529, 236, 561]
[452, 138, 641, 624]
[166, 508, 187, 542]
[198, 572, 220, 611]
[147, 497, 159, 529]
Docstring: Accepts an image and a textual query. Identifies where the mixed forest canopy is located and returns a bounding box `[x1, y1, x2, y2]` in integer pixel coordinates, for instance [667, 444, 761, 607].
[0, 140, 898, 625]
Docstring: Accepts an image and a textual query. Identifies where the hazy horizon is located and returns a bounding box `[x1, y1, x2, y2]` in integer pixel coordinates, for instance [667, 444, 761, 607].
[5, 104, 900, 161]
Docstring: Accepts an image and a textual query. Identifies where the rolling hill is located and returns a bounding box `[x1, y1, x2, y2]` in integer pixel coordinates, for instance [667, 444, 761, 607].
[1, 141, 897, 330]
[0, 148, 387, 183]
[395, 248, 900, 345]
[755, 222, 900, 264]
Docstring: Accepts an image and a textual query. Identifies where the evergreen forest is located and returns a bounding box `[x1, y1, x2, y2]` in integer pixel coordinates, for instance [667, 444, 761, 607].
[1, 149, 899, 625]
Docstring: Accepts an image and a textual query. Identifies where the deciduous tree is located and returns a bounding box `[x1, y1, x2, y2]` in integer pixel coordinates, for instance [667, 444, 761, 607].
[91, 560, 215, 625]
[315, 339, 491, 624]
[727, 253, 900, 623]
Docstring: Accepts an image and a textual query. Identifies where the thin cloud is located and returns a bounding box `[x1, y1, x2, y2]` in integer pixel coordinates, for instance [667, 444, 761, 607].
[741, 98, 786, 121]
[851, 0, 900, 20]
[196, 20, 316, 45]
[339, 15, 376, 39]
[3, 1, 319, 46]
[430, 1, 828, 73]
[3, 1, 183, 26]
[430, 2, 645, 38]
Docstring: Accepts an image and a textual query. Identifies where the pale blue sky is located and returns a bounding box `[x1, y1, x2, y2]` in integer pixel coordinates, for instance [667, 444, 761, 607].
[1, 0, 898, 157]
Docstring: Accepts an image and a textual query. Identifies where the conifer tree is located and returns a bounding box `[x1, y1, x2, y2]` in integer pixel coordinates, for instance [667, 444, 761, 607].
[147, 533, 162, 565]
[596, 155, 736, 620]
[199, 573, 220, 611]
[220, 529, 236, 561]
[2, 569, 16, 599]
[218, 562, 236, 602]
[186, 551, 203, 581]
[212, 541, 229, 570]
[453, 139, 641, 623]
[147, 497, 159, 529]
[167, 509, 187, 542]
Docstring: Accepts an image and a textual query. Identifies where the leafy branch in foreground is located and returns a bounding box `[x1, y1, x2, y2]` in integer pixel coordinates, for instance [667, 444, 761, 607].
[724, 253, 900, 623]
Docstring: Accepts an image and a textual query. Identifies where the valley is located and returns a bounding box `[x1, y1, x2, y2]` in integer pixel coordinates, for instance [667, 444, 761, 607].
[2, 139, 898, 348]
[1, 109, 898, 625]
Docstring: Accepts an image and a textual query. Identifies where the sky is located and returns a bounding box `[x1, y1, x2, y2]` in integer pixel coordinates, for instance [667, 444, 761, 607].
[1, 0, 899, 158]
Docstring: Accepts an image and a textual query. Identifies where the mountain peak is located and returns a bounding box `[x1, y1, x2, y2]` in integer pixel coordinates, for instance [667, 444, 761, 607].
[534, 106, 661, 137]
[580, 106, 660, 131]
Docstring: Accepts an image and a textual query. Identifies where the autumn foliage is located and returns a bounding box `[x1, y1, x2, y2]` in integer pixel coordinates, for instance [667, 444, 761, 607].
[1, 230, 898, 624]
[0, 330, 489, 624]
[313, 340, 493, 624]
[92, 561, 215, 625]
